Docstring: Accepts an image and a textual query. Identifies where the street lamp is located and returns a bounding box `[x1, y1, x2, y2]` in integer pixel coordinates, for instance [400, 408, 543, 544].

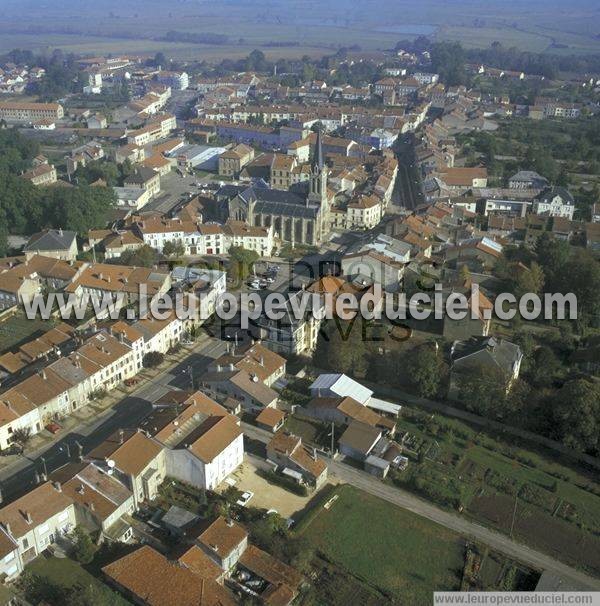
[184, 365, 195, 390]
[39, 456, 48, 480]
[60, 443, 71, 460]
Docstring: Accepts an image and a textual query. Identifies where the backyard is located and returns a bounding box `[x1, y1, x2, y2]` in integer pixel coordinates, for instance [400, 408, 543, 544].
[22, 555, 131, 606]
[0, 313, 56, 353]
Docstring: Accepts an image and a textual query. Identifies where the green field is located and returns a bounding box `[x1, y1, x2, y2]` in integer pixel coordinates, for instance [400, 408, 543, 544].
[0, 314, 55, 354]
[300, 485, 465, 603]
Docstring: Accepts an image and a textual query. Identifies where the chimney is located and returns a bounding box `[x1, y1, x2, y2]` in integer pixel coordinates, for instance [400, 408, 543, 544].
[118, 429, 124, 444]
[3, 522, 10, 536]
[53, 481, 62, 492]
[259, 355, 264, 366]
[226, 519, 234, 527]
[40, 370, 47, 380]
[22, 511, 32, 524]
[89, 502, 95, 512]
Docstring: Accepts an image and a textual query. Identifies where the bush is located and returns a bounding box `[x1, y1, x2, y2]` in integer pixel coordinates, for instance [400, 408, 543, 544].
[143, 351, 164, 368]
[70, 526, 96, 564]
[89, 388, 108, 401]
[260, 469, 308, 496]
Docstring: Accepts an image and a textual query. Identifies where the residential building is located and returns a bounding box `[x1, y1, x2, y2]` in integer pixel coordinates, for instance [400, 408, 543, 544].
[24, 229, 78, 261]
[124, 166, 161, 198]
[266, 431, 328, 488]
[196, 516, 248, 570]
[533, 187, 575, 220]
[21, 163, 57, 186]
[508, 170, 549, 190]
[218, 144, 255, 177]
[141, 391, 244, 490]
[103, 545, 237, 606]
[449, 336, 523, 397]
[0, 482, 76, 567]
[0, 101, 63, 122]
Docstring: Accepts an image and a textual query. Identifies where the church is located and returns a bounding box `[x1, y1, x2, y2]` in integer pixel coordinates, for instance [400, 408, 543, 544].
[216, 130, 332, 246]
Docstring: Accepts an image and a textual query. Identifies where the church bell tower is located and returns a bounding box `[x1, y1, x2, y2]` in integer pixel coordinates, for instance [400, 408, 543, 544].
[308, 128, 328, 206]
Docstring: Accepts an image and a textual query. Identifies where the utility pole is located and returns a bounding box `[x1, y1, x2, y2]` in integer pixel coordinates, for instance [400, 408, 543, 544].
[330, 421, 335, 455]
[75, 440, 83, 462]
[510, 489, 519, 538]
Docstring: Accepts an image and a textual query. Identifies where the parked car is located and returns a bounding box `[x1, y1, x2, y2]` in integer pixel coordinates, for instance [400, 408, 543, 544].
[236, 491, 254, 507]
[45, 422, 61, 435]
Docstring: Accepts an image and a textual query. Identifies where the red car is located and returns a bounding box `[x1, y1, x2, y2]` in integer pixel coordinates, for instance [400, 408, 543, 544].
[45, 422, 61, 435]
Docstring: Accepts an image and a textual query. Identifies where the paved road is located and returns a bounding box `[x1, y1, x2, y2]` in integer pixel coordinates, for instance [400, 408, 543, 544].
[392, 134, 424, 212]
[0, 337, 227, 502]
[240, 422, 600, 589]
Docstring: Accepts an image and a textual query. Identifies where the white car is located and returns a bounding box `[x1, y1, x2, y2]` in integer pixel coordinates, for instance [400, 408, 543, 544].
[236, 491, 254, 507]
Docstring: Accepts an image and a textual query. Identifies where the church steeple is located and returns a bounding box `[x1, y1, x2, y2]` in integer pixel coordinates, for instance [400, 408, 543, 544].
[312, 128, 324, 172]
[309, 127, 327, 204]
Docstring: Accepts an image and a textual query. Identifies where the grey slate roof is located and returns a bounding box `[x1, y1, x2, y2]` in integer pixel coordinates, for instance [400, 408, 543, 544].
[25, 229, 76, 252]
[451, 336, 522, 377]
[534, 186, 574, 206]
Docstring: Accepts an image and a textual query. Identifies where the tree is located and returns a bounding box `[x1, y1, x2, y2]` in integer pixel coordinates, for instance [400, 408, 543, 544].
[529, 346, 564, 386]
[228, 246, 259, 283]
[143, 351, 164, 368]
[114, 245, 160, 268]
[513, 261, 544, 299]
[65, 583, 120, 606]
[406, 344, 447, 398]
[316, 319, 367, 377]
[70, 526, 96, 564]
[430, 42, 467, 86]
[452, 363, 509, 417]
[552, 379, 600, 453]
[163, 240, 185, 257]
[11, 427, 32, 450]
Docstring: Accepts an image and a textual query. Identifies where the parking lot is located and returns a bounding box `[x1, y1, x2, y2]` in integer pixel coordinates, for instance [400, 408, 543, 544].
[218, 454, 331, 518]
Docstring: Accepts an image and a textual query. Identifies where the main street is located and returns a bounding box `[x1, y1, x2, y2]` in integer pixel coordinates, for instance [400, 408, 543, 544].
[0, 336, 227, 502]
[241, 422, 600, 591]
[392, 133, 424, 212]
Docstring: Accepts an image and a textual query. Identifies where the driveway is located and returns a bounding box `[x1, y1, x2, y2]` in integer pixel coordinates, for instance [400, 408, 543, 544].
[218, 453, 331, 518]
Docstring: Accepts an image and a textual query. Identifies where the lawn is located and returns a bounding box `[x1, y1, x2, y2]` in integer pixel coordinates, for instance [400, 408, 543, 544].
[300, 485, 465, 603]
[25, 555, 130, 605]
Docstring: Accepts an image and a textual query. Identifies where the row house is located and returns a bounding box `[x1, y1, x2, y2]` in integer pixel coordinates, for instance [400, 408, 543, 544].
[0, 482, 76, 571]
[126, 114, 177, 146]
[64, 262, 171, 318]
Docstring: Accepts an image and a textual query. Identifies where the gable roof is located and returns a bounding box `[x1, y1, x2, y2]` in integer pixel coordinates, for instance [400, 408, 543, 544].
[25, 229, 76, 252]
[0, 482, 73, 539]
[309, 373, 372, 404]
[103, 545, 236, 606]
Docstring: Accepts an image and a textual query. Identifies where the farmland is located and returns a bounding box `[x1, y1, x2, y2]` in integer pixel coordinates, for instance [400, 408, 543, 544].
[2, 0, 600, 60]
[389, 407, 600, 576]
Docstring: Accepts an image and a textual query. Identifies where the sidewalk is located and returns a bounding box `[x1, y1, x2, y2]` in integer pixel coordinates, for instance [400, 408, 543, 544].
[0, 336, 209, 472]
